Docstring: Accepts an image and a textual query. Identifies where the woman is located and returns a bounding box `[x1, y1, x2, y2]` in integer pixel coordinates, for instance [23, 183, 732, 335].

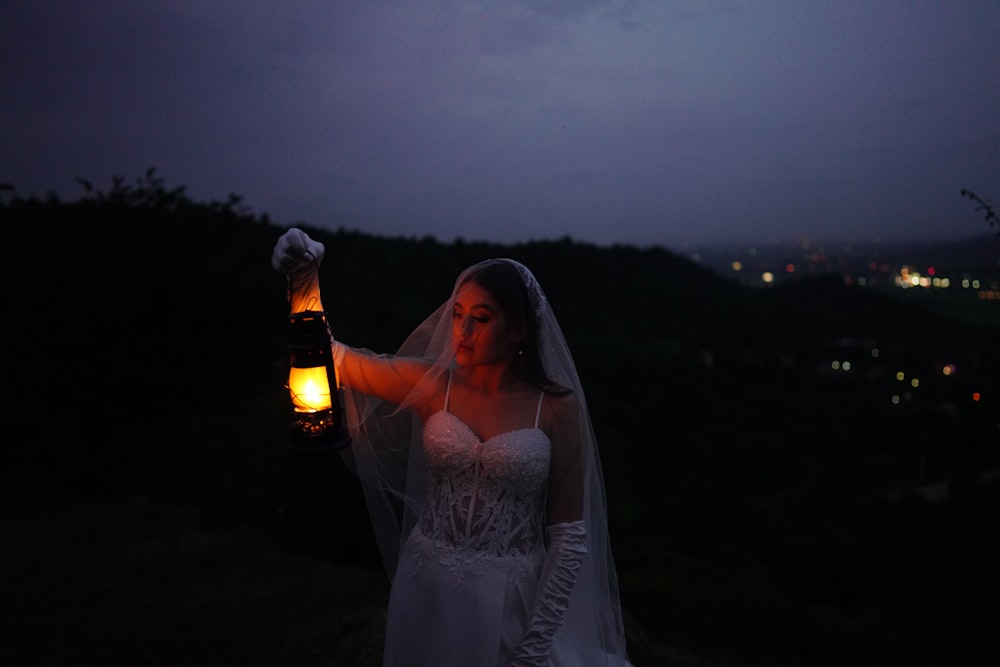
[272, 228, 633, 667]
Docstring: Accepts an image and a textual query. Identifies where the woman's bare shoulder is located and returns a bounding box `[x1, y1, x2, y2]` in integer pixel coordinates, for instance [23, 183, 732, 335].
[541, 389, 580, 430]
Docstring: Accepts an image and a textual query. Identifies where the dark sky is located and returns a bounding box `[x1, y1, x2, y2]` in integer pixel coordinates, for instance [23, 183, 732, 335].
[3, 1, 999, 248]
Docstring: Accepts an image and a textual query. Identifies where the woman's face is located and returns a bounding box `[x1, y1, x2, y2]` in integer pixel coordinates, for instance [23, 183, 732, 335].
[451, 281, 519, 368]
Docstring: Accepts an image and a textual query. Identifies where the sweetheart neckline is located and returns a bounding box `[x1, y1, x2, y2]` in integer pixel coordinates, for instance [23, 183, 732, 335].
[430, 410, 548, 446]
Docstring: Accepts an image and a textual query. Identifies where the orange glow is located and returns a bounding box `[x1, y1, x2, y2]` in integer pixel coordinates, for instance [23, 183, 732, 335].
[972, 392, 981, 402]
[288, 366, 332, 412]
[785, 263, 795, 273]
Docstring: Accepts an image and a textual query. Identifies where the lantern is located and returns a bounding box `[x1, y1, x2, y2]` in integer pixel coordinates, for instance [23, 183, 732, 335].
[286, 309, 350, 451]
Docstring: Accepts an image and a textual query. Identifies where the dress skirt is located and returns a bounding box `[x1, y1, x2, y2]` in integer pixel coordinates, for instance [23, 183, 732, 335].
[382, 530, 547, 667]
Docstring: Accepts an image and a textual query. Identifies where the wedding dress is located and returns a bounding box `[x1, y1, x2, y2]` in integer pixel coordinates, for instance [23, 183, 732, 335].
[382, 376, 557, 666]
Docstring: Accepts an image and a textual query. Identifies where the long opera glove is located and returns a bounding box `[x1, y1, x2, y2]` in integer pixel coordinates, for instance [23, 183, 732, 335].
[271, 228, 346, 369]
[509, 520, 587, 667]
[271, 227, 326, 313]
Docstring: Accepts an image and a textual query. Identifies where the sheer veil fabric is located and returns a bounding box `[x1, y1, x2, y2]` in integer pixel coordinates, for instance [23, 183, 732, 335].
[337, 259, 632, 666]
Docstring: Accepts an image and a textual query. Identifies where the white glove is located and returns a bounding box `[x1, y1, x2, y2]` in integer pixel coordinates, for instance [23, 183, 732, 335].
[271, 227, 325, 275]
[272, 228, 325, 313]
[509, 520, 587, 666]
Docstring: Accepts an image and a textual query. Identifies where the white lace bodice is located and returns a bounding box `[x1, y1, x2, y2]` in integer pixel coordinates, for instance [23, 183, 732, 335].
[407, 402, 551, 582]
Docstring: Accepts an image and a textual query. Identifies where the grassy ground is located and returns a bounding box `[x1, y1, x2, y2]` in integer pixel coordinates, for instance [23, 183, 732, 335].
[2, 471, 720, 667]
[1, 471, 389, 667]
[8, 461, 1000, 667]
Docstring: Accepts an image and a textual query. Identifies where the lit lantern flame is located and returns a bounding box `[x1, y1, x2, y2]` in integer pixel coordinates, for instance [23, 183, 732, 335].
[288, 366, 332, 412]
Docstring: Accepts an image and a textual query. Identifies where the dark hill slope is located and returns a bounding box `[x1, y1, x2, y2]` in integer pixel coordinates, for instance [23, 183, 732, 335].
[3, 177, 997, 666]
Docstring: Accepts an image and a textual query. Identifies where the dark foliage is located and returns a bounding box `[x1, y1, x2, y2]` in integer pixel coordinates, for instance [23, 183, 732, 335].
[2, 173, 998, 666]
[961, 188, 999, 236]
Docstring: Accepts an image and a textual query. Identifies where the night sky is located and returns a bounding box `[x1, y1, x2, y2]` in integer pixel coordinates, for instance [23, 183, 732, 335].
[3, 0, 999, 247]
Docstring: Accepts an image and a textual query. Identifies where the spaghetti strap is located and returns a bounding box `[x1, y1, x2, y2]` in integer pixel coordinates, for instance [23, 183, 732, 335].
[533, 391, 544, 428]
[444, 372, 453, 412]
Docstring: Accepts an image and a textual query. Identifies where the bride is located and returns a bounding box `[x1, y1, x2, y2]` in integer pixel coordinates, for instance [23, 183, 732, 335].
[273, 228, 634, 667]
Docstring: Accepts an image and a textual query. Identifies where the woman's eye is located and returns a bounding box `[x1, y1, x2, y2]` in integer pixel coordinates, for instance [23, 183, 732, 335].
[452, 311, 488, 324]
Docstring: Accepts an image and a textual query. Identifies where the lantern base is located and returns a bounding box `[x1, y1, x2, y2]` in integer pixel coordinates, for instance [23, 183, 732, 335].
[288, 411, 351, 453]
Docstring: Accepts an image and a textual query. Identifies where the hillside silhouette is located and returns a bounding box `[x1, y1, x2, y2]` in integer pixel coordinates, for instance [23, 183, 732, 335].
[2, 172, 998, 666]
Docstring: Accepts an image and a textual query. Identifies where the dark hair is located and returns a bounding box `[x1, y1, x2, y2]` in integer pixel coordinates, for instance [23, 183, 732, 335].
[462, 260, 566, 393]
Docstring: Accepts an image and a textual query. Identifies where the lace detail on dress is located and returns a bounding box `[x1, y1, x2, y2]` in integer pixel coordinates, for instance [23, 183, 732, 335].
[407, 410, 551, 585]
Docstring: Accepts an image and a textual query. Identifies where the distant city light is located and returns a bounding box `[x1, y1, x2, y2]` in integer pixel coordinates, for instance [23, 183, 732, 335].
[910, 378, 920, 388]
[896, 371, 905, 381]
[972, 392, 981, 402]
[942, 364, 956, 376]
[831, 360, 840, 370]
[871, 348, 880, 358]
[891, 395, 901, 405]
[698, 240, 993, 301]
[895, 266, 931, 289]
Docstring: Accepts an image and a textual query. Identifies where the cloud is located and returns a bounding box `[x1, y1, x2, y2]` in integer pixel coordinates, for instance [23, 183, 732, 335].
[3, 0, 999, 245]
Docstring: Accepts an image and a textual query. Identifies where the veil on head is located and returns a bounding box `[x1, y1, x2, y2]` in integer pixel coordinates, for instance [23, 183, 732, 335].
[339, 258, 631, 664]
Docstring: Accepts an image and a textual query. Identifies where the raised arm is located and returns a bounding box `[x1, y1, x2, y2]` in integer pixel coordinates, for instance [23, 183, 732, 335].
[335, 345, 433, 407]
[272, 227, 436, 409]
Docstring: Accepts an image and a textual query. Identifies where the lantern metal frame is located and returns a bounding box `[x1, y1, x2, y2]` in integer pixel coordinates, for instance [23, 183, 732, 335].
[286, 309, 351, 452]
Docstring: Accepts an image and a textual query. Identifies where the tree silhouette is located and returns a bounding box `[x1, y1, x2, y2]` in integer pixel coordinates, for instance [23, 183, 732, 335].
[960, 188, 999, 236]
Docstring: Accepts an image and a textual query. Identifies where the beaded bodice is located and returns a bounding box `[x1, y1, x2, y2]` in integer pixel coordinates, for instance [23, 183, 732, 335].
[412, 404, 551, 576]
